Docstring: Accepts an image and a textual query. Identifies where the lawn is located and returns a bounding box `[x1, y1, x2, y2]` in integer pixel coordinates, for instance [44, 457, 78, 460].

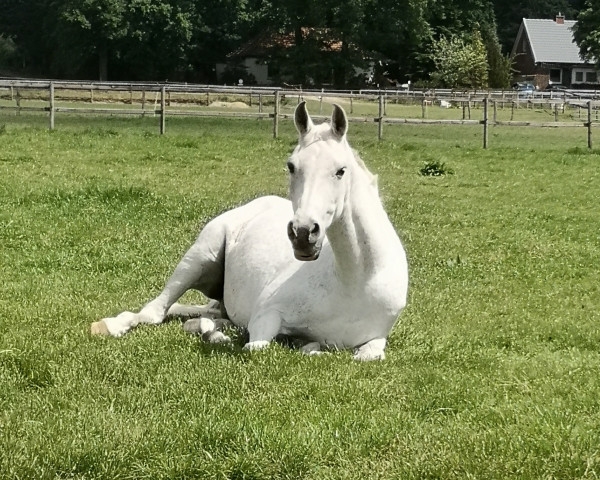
[1, 112, 599, 479]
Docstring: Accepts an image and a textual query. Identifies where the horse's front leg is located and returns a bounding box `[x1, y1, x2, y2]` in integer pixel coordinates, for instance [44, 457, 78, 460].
[353, 338, 387, 361]
[91, 277, 196, 338]
[243, 309, 282, 351]
[91, 237, 221, 337]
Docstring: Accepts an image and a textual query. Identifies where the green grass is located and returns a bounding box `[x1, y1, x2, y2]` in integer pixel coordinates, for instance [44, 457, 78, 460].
[1, 112, 600, 479]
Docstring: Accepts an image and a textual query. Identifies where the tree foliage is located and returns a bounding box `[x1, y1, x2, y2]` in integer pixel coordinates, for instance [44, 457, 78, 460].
[572, 0, 600, 68]
[430, 31, 489, 88]
[0, 0, 586, 85]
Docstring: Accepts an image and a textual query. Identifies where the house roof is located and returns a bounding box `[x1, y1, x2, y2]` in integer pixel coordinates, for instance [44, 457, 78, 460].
[228, 28, 343, 59]
[514, 18, 584, 64]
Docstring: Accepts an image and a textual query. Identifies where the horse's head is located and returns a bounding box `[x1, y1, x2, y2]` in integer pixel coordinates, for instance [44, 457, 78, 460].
[286, 101, 353, 261]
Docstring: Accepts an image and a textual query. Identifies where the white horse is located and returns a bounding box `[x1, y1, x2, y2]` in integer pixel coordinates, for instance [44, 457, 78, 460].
[91, 102, 408, 361]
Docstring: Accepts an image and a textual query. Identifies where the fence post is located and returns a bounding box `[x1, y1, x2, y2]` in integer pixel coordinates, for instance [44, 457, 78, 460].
[160, 85, 166, 135]
[493, 99, 497, 124]
[421, 98, 427, 119]
[273, 90, 280, 139]
[378, 93, 384, 141]
[319, 88, 324, 114]
[467, 94, 472, 120]
[383, 93, 387, 116]
[483, 97, 489, 149]
[49, 82, 55, 130]
[588, 100, 592, 149]
[16, 88, 20, 116]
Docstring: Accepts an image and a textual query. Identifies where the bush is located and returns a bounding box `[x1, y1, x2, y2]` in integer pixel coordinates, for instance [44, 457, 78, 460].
[420, 160, 454, 176]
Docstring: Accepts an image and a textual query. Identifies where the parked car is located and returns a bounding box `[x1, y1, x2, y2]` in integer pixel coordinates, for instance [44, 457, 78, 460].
[513, 82, 535, 98]
[544, 84, 567, 92]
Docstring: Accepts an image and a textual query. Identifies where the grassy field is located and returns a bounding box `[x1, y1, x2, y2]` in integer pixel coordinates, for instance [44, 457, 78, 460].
[1, 111, 599, 479]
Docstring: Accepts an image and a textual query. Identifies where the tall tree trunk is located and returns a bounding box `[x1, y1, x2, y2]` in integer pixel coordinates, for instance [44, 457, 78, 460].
[294, 24, 303, 47]
[334, 39, 349, 88]
[293, 23, 305, 86]
[98, 41, 108, 81]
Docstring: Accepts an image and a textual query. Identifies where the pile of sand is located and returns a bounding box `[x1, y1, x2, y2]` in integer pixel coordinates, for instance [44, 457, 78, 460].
[208, 101, 250, 109]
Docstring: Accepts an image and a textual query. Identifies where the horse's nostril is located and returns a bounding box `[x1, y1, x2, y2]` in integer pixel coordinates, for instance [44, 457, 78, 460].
[287, 221, 296, 240]
[310, 223, 320, 236]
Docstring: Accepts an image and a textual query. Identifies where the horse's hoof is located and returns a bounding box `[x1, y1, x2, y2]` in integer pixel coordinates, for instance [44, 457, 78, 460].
[91, 320, 110, 336]
[243, 340, 270, 351]
[353, 350, 385, 362]
[301, 341, 322, 355]
[183, 317, 215, 335]
[206, 331, 231, 344]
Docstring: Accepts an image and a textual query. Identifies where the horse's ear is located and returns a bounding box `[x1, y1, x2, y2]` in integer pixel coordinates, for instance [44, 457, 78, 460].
[331, 104, 348, 138]
[295, 101, 313, 136]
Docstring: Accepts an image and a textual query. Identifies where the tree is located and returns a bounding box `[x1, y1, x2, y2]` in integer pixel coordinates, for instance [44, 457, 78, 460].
[116, 0, 196, 80]
[0, 0, 61, 76]
[58, 0, 128, 80]
[189, 0, 263, 82]
[481, 22, 513, 88]
[325, 0, 368, 87]
[573, 0, 600, 68]
[360, 0, 433, 84]
[430, 31, 489, 88]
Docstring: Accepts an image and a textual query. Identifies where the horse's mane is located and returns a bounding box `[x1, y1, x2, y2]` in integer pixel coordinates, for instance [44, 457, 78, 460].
[352, 148, 379, 192]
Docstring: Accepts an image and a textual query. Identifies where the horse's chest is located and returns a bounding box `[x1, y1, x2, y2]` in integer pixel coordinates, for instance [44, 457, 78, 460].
[278, 278, 398, 348]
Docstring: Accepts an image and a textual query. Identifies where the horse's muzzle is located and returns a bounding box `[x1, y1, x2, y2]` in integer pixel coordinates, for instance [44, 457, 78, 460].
[287, 221, 321, 261]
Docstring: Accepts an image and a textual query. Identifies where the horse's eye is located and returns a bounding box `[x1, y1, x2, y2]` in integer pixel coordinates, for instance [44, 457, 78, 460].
[335, 167, 346, 179]
[287, 162, 296, 174]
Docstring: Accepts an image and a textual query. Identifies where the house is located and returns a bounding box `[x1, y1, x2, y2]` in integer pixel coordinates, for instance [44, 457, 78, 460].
[216, 29, 373, 87]
[215, 30, 298, 85]
[511, 13, 598, 89]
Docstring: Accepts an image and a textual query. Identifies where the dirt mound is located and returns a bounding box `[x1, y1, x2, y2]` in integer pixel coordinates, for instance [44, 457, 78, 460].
[208, 101, 250, 109]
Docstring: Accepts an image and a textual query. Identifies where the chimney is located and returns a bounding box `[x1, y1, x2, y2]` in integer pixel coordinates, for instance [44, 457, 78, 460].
[556, 12, 565, 24]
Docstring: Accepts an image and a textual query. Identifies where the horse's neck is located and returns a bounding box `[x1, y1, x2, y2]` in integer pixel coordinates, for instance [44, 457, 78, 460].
[327, 171, 397, 282]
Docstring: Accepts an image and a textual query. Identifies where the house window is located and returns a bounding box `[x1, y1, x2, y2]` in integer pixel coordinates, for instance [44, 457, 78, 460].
[549, 69, 561, 83]
[573, 69, 599, 84]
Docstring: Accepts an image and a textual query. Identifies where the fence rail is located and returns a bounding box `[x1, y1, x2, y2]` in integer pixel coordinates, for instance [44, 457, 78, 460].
[2, 79, 600, 148]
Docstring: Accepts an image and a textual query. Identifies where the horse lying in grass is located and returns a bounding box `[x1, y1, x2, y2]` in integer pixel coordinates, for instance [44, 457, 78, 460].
[92, 102, 408, 361]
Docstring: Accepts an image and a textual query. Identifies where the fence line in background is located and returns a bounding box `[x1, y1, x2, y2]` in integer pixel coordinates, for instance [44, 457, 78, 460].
[1, 79, 599, 149]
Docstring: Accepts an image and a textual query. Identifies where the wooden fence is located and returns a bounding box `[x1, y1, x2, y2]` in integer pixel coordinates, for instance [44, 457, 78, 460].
[1, 79, 600, 148]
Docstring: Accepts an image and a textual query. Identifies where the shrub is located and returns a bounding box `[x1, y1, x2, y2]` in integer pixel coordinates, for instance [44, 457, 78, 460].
[420, 160, 454, 176]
